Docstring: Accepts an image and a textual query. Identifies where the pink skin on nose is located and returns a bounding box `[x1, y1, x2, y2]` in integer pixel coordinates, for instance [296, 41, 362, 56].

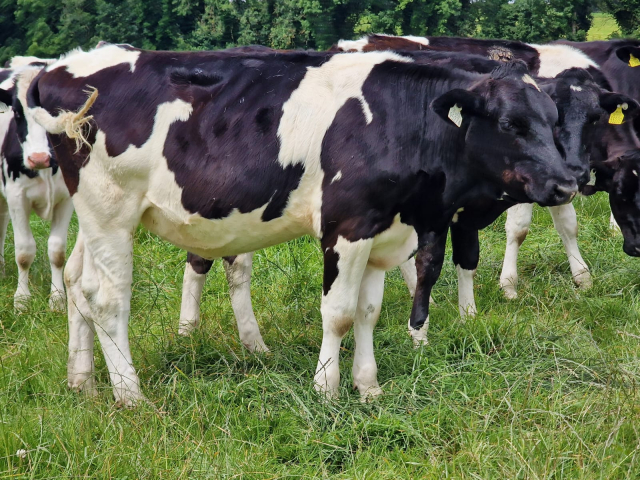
[27, 152, 51, 169]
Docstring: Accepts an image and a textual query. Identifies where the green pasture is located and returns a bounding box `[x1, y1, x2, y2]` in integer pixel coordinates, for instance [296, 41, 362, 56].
[1, 190, 640, 478]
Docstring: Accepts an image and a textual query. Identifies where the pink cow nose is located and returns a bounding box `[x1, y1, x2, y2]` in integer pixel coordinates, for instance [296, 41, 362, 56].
[27, 153, 51, 169]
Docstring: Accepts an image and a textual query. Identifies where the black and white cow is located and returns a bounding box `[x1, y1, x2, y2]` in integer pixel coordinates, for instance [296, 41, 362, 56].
[0, 62, 73, 311]
[337, 34, 640, 303]
[12, 45, 576, 405]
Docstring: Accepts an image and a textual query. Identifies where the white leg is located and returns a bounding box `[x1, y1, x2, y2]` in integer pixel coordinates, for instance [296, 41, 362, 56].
[549, 203, 591, 289]
[82, 229, 142, 406]
[178, 262, 207, 336]
[610, 212, 620, 232]
[500, 203, 534, 299]
[0, 196, 8, 276]
[223, 253, 268, 353]
[398, 258, 417, 298]
[315, 236, 373, 399]
[65, 231, 97, 395]
[9, 194, 36, 311]
[48, 198, 74, 311]
[457, 265, 477, 317]
[352, 265, 385, 400]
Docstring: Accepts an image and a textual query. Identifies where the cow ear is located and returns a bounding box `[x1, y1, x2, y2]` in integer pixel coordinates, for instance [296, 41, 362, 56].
[599, 92, 640, 123]
[615, 46, 640, 67]
[432, 89, 486, 128]
[0, 88, 12, 112]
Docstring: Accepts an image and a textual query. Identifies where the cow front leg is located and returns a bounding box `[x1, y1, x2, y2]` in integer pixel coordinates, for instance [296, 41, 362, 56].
[500, 203, 533, 299]
[549, 203, 591, 289]
[65, 231, 97, 395]
[178, 253, 213, 336]
[48, 197, 74, 311]
[315, 236, 373, 399]
[451, 223, 479, 318]
[352, 265, 385, 400]
[408, 232, 447, 346]
[0, 196, 8, 276]
[223, 252, 268, 353]
[82, 230, 142, 407]
[9, 194, 36, 311]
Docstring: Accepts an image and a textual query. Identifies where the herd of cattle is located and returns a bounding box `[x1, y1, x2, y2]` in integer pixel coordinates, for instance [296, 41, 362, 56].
[1, 34, 640, 406]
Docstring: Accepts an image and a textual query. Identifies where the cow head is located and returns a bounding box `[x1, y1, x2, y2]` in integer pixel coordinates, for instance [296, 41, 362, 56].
[584, 151, 640, 256]
[539, 68, 640, 189]
[433, 61, 577, 206]
[0, 66, 54, 170]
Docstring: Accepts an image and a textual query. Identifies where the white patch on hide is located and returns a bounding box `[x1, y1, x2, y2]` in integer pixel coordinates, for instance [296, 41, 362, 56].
[529, 44, 598, 78]
[48, 44, 140, 78]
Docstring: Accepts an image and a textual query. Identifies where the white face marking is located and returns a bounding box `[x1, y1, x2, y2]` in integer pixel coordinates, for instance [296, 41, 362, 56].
[331, 171, 343, 184]
[15, 68, 52, 165]
[48, 45, 140, 78]
[528, 44, 598, 78]
[522, 74, 541, 91]
[570, 85, 583, 92]
[633, 170, 638, 177]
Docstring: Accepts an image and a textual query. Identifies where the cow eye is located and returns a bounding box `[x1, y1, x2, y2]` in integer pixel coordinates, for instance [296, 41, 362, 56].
[499, 118, 527, 135]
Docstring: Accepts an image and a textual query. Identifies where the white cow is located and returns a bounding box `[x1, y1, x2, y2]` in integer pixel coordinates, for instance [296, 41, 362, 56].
[0, 63, 73, 311]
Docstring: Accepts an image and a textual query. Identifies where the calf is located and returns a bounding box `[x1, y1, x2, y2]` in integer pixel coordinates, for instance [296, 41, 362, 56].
[337, 34, 637, 303]
[0, 64, 73, 311]
[15, 45, 575, 405]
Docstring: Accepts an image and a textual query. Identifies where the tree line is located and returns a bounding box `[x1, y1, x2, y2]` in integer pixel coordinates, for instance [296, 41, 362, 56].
[1, 0, 638, 65]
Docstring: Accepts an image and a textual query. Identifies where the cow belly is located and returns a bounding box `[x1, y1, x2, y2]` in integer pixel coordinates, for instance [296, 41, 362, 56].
[140, 204, 310, 259]
[368, 215, 418, 270]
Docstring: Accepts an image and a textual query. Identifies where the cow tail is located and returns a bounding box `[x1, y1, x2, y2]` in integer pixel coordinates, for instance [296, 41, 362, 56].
[33, 86, 98, 153]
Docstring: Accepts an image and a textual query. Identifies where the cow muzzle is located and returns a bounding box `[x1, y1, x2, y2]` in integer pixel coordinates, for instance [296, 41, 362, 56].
[531, 178, 578, 207]
[27, 152, 51, 170]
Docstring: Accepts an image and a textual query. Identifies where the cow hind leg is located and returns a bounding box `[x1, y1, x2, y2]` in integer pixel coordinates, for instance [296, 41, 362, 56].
[500, 204, 534, 299]
[65, 231, 97, 396]
[315, 236, 373, 399]
[223, 252, 268, 353]
[178, 253, 212, 336]
[549, 203, 591, 289]
[352, 265, 385, 401]
[48, 198, 74, 311]
[0, 196, 8, 276]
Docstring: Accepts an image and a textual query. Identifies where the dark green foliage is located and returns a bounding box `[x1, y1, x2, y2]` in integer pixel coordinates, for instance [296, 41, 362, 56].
[0, 0, 616, 65]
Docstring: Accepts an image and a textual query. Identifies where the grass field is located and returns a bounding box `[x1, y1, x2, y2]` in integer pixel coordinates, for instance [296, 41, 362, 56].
[588, 13, 621, 41]
[2, 191, 640, 478]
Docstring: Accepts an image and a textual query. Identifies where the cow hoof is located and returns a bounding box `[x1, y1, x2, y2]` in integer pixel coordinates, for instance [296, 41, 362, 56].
[49, 292, 66, 312]
[68, 377, 97, 397]
[243, 336, 269, 353]
[177, 320, 198, 336]
[358, 385, 383, 402]
[408, 318, 429, 347]
[113, 391, 147, 409]
[13, 294, 30, 312]
[501, 285, 518, 300]
[574, 270, 592, 290]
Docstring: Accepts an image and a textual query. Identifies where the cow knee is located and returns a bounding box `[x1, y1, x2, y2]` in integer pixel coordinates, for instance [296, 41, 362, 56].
[48, 238, 66, 268]
[15, 242, 36, 270]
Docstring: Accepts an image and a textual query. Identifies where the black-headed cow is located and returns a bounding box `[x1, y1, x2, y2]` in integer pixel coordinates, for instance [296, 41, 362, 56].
[18, 45, 575, 405]
[0, 61, 73, 311]
[337, 34, 640, 303]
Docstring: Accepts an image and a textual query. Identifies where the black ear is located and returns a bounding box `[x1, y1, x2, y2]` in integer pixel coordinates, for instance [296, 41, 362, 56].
[599, 92, 640, 122]
[0, 88, 12, 111]
[432, 89, 486, 127]
[615, 46, 640, 67]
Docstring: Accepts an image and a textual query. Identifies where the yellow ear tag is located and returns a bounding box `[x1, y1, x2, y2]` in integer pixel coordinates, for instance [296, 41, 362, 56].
[630, 54, 640, 67]
[448, 104, 463, 127]
[609, 104, 627, 125]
